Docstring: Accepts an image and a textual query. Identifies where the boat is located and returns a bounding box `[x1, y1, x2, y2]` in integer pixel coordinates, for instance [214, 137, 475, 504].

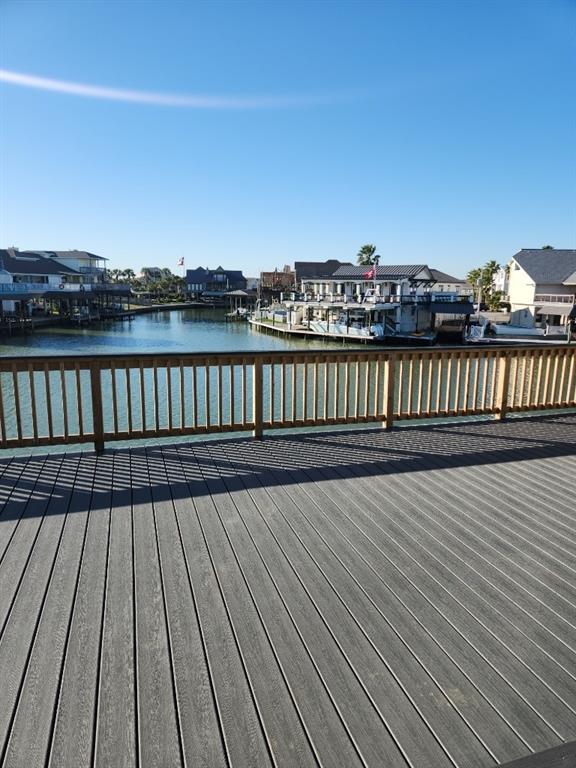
[250, 296, 439, 345]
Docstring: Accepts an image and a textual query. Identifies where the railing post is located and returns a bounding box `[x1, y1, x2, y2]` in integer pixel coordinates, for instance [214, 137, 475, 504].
[383, 354, 396, 430]
[253, 357, 264, 439]
[495, 351, 512, 421]
[90, 362, 105, 453]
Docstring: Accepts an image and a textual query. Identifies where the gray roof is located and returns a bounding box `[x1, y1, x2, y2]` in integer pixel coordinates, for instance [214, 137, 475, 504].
[294, 260, 353, 279]
[27, 250, 108, 261]
[430, 269, 467, 283]
[330, 264, 432, 280]
[0, 249, 79, 276]
[513, 249, 576, 285]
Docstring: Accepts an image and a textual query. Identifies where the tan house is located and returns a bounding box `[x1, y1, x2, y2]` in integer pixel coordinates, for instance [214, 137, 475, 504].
[508, 249, 576, 330]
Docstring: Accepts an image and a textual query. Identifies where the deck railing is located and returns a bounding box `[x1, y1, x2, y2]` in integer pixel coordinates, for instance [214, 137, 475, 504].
[0, 345, 574, 452]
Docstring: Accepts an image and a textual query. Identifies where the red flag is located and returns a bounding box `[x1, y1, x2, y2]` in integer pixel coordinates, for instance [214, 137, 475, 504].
[363, 266, 375, 279]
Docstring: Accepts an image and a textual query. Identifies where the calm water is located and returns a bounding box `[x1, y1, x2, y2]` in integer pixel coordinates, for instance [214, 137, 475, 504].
[0, 308, 370, 357]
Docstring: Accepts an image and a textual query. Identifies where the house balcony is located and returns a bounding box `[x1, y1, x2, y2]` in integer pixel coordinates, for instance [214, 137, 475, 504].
[534, 293, 575, 304]
[0, 345, 575, 768]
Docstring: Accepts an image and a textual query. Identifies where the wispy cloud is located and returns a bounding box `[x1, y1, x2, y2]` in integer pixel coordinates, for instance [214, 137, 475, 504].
[0, 69, 338, 109]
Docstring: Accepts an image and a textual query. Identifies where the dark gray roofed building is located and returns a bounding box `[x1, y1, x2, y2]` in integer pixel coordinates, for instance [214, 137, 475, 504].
[294, 260, 353, 281]
[0, 249, 79, 277]
[331, 264, 434, 281]
[512, 249, 576, 285]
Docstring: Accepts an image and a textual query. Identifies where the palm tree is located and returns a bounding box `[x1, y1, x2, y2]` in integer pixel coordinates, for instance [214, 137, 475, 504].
[356, 244, 377, 266]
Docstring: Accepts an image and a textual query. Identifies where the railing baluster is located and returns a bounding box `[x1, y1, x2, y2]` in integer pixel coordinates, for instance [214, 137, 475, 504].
[126, 363, 133, 435]
[281, 360, 286, 423]
[229, 362, 235, 426]
[167, 362, 173, 431]
[29, 365, 38, 441]
[59, 363, 69, 440]
[471, 352, 480, 411]
[44, 365, 54, 440]
[253, 357, 263, 438]
[406, 354, 413, 415]
[416, 354, 424, 416]
[76, 365, 84, 437]
[11, 365, 23, 443]
[364, 357, 371, 418]
[495, 351, 512, 420]
[454, 352, 463, 412]
[481, 353, 489, 411]
[435, 354, 444, 414]
[383, 354, 395, 429]
[323, 360, 328, 421]
[343, 357, 350, 419]
[193, 364, 198, 429]
[0, 371, 5, 446]
[241, 361, 246, 428]
[567, 350, 576, 404]
[205, 362, 211, 428]
[312, 358, 319, 422]
[153, 361, 160, 431]
[269, 360, 275, 424]
[111, 361, 119, 435]
[291, 361, 296, 422]
[90, 361, 105, 453]
[139, 361, 146, 431]
[302, 359, 308, 422]
[216, 360, 222, 427]
[374, 357, 381, 419]
[334, 360, 340, 419]
[354, 357, 361, 418]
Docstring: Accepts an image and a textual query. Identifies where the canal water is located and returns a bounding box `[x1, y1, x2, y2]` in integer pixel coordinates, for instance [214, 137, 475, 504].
[0, 308, 370, 357]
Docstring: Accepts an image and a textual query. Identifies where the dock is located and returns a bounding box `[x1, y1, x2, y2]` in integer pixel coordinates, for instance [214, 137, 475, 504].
[1, 413, 575, 767]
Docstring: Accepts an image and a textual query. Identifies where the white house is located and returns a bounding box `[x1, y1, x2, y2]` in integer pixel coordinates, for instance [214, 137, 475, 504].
[507, 249, 576, 330]
[429, 269, 472, 296]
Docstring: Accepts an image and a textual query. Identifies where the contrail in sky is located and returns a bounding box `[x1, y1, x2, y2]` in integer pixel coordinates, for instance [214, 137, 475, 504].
[0, 69, 336, 109]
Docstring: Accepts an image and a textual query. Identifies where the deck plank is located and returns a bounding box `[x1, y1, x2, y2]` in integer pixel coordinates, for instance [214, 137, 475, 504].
[163, 443, 319, 768]
[94, 451, 137, 768]
[3, 454, 95, 768]
[48, 453, 112, 768]
[146, 447, 229, 768]
[221, 441, 528, 765]
[169, 447, 274, 768]
[299, 446, 576, 737]
[198, 442, 412, 768]
[0, 454, 64, 625]
[130, 448, 182, 768]
[0, 454, 80, 761]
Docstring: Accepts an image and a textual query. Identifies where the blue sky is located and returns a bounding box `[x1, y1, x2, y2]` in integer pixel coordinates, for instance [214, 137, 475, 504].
[1, 0, 574, 278]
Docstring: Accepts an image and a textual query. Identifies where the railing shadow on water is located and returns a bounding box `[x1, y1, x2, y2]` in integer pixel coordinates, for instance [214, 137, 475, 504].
[1, 412, 575, 523]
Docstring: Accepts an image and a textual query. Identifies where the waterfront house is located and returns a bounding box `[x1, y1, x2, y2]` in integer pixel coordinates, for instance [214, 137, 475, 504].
[294, 259, 353, 294]
[260, 265, 296, 291]
[430, 269, 472, 295]
[185, 266, 247, 300]
[0, 248, 131, 322]
[507, 248, 576, 331]
[257, 263, 474, 343]
[27, 250, 108, 285]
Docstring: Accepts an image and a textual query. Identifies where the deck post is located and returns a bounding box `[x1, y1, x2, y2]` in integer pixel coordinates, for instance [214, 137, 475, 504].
[495, 350, 512, 421]
[253, 357, 264, 439]
[383, 354, 396, 430]
[90, 361, 105, 453]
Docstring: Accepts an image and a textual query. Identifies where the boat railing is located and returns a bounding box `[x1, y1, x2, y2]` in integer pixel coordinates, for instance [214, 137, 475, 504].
[1, 345, 574, 452]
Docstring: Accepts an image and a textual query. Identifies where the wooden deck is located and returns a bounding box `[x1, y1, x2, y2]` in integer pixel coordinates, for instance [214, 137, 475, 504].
[1, 413, 575, 768]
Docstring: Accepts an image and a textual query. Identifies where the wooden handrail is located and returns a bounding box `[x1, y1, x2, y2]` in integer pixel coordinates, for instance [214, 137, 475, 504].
[0, 345, 574, 452]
